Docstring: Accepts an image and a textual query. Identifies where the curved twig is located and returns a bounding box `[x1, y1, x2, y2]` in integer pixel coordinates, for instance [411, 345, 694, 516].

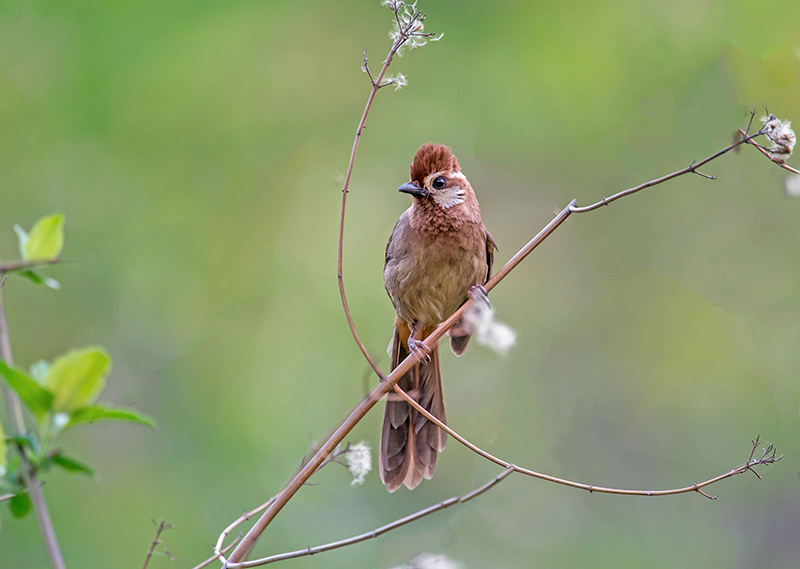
[336, 9, 431, 380]
[391, 385, 781, 498]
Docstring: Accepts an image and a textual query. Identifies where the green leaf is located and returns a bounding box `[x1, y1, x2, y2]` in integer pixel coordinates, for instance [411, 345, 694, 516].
[16, 269, 43, 285]
[68, 404, 156, 428]
[22, 213, 65, 262]
[0, 360, 54, 421]
[6, 434, 40, 455]
[45, 348, 110, 414]
[9, 492, 31, 518]
[15, 270, 61, 290]
[51, 451, 94, 477]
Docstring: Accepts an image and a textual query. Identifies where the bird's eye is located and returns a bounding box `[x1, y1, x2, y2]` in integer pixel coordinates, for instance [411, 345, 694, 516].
[432, 177, 446, 189]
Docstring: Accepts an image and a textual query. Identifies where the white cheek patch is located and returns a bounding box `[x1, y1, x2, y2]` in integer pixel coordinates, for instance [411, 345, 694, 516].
[425, 171, 467, 209]
[434, 186, 466, 208]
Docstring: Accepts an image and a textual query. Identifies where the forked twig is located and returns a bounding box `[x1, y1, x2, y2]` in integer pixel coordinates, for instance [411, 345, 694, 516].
[142, 519, 176, 569]
[570, 125, 766, 213]
[215, 498, 276, 562]
[191, 535, 241, 569]
[226, 469, 514, 568]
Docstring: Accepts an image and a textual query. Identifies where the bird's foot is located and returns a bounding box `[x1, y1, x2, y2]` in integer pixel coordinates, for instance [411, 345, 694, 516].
[468, 285, 491, 308]
[408, 337, 432, 363]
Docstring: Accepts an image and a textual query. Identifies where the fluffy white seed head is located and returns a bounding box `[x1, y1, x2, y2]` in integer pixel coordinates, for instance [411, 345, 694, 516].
[346, 441, 372, 487]
[760, 114, 796, 163]
[462, 300, 517, 356]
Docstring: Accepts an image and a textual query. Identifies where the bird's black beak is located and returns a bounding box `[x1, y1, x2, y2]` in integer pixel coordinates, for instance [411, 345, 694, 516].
[398, 182, 429, 199]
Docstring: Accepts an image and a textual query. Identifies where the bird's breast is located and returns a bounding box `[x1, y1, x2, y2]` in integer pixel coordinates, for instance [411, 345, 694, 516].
[385, 221, 487, 325]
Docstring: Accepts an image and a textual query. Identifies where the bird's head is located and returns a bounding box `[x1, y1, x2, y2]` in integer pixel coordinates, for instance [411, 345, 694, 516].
[399, 143, 469, 209]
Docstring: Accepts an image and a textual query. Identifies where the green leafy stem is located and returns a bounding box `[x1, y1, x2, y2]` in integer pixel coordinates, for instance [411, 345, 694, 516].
[1, 214, 155, 523]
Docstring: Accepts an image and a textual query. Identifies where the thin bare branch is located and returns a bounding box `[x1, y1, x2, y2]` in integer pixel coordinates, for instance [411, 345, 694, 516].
[215, 498, 277, 562]
[569, 128, 765, 213]
[0, 258, 61, 275]
[360, 50, 376, 85]
[142, 519, 176, 569]
[225, 468, 513, 568]
[391, 384, 780, 497]
[191, 535, 241, 569]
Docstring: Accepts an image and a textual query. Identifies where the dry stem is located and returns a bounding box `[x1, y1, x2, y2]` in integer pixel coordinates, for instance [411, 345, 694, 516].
[142, 519, 176, 569]
[227, 469, 514, 568]
[193, 535, 242, 569]
[0, 259, 62, 274]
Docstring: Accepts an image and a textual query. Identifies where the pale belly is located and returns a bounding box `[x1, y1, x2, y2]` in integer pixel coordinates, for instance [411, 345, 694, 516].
[385, 237, 486, 326]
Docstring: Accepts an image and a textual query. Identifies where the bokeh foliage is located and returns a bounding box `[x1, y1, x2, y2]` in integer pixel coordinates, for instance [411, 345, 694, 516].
[1, 0, 799, 567]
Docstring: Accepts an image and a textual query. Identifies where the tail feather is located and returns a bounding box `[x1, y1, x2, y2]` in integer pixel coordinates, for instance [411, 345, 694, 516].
[448, 316, 472, 356]
[380, 321, 447, 492]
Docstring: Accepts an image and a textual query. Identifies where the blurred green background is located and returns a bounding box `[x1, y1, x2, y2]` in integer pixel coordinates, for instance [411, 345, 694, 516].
[1, 0, 799, 567]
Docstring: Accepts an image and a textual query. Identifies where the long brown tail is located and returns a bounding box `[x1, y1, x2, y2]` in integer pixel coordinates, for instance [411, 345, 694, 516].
[379, 320, 447, 492]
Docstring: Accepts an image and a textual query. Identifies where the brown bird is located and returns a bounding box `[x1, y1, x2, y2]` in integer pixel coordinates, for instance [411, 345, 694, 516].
[380, 143, 496, 492]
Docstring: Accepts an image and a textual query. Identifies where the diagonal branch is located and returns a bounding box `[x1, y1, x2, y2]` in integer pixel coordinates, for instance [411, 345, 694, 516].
[221, 121, 785, 565]
[223, 0, 790, 559]
[222, 196, 575, 566]
[228, 468, 514, 568]
[570, 127, 766, 213]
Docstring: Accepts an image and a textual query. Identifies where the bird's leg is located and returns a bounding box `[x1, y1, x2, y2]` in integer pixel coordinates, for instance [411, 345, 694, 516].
[407, 320, 432, 363]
